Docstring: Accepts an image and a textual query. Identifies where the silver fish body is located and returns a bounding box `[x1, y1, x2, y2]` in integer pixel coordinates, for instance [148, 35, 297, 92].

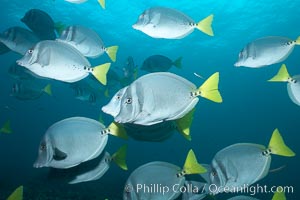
[65, 0, 87, 3]
[209, 143, 270, 194]
[33, 117, 108, 169]
[17, 40, 92, 83]
[287, 75, 300, 106]
[235, 36, 297, 68]
[102, 72, 199, 125]
[58, 25, 106, 58]
[133, 7, 196, 39]
[69, 152, 111, 184]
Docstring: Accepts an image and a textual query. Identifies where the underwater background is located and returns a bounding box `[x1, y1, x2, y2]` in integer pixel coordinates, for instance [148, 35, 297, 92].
[0, 0, 299, 199]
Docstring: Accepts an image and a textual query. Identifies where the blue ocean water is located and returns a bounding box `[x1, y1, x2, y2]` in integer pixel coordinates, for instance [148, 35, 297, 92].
[0, 0, 299, 199]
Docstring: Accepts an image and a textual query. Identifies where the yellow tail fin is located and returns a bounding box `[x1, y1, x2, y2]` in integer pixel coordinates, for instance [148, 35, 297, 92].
[182, 150, 207, 175]
[92, 63, 111, 85]
[197, 72, 222, 103]
[268, 129, 295, 157]
[295, 36, 300, 45]
[268, 64, 291, 82]
[7, 185, 23, 200]
[98, 0, 105, 9]
[1, 120, 12, 134]
[112, 145, 128, 170]
[173, 57, 182, 69]
[43, 84, 52, 96]
[175, 108, 195, 141]
[272, 189, 286, 200]
[107, 122, 128, 139]
[106, 46, 118, 62]
[196, 14, 214, 36]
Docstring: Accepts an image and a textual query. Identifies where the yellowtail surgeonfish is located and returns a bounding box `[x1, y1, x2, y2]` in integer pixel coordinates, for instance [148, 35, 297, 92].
[234, 36, 300, 68]
[132, 7, 214, 39]
[33, 117, 127, 169]
[123, 150, 206, 200]
[16, 40, 110, 84]
[102, 72, 222, 127]
[268, 64, 300, 106]
[57, 25, 118, 61]
[34, 117, 127, 184]
[208, 129, 295, 195]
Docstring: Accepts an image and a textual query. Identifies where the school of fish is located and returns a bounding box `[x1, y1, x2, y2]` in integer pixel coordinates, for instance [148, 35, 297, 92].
[0, 2, 298, 200]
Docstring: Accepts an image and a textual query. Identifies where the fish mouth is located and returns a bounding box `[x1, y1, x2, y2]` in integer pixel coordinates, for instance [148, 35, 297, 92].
[114, 115, 131, 124]
[33, 162, 44, 168]
[101, 106, 118, 118]
[132, 24, 138, 30]
[234, 62, 240, 67]
[114, 119, 123, 124]
[16, 60, 24, 66]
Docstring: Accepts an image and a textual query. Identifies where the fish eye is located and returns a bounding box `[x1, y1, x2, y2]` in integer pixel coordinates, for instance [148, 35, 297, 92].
[116, 95, 121, 100]
[139, 13, 145, 19]
[40, 143, 46, 151]
[28, 49, 34, 54]
[125, 98, 132, 104]
[211, 170, 217, 177]
[238, 52, 242, 57]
